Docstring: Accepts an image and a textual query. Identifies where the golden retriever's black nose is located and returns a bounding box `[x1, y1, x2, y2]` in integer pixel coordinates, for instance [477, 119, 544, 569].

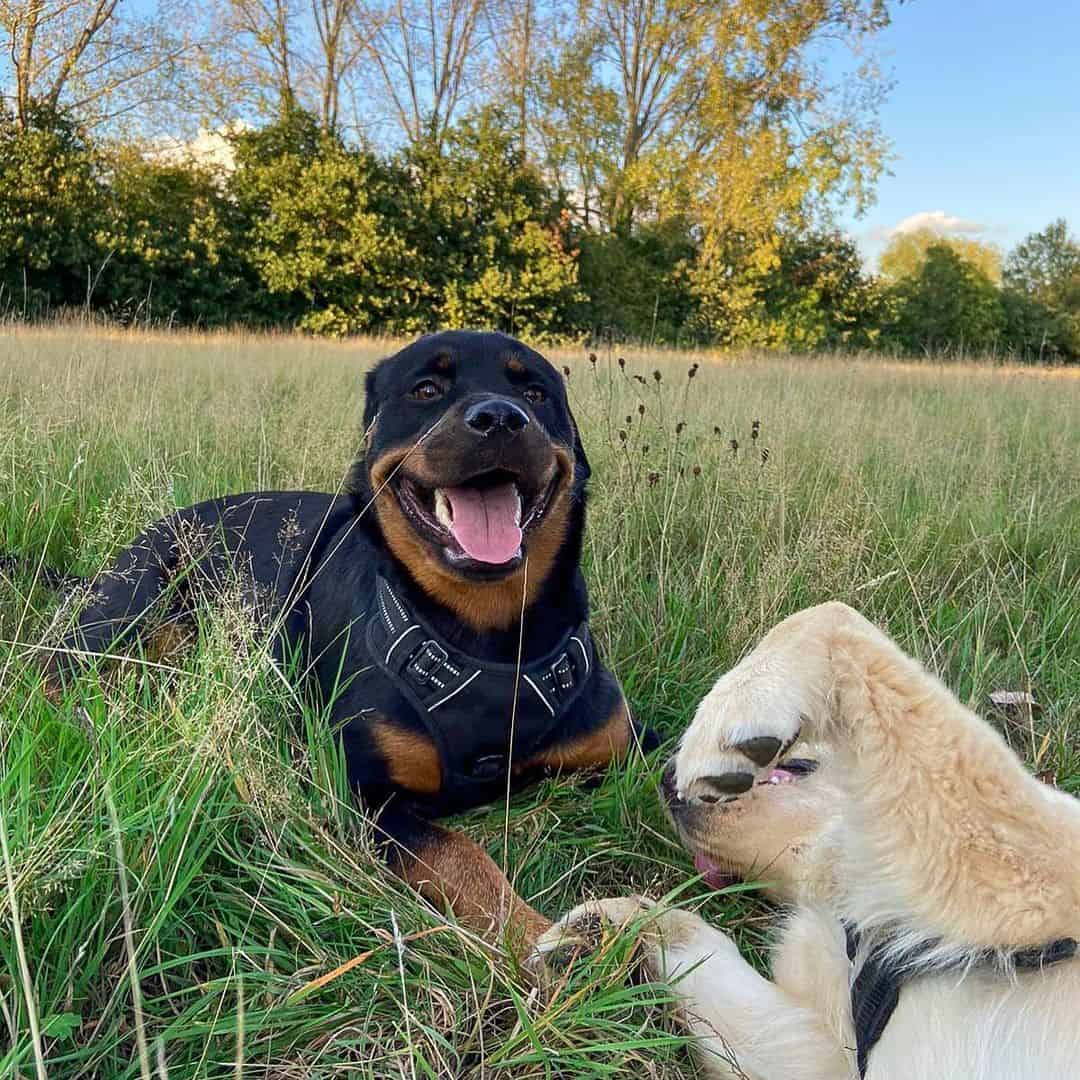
[465, 398, 530, 435]
[696, 773, 754, 800]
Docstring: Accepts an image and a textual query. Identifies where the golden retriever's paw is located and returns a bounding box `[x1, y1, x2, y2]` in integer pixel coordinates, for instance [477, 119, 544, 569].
[674, 666, 812, 803]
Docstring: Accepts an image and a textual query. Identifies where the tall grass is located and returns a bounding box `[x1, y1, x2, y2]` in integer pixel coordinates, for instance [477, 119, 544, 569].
[2, 327, 1078, 1077]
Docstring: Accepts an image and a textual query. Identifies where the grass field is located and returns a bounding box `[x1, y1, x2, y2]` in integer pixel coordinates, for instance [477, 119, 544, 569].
[2, 327, 1078, 1078]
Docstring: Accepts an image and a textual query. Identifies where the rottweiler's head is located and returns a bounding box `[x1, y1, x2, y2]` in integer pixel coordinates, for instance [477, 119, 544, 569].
[357, 331, 588, 629]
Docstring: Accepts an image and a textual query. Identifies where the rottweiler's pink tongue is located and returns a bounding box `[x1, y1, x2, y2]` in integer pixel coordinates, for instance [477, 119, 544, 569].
[444, 482, 522, 564]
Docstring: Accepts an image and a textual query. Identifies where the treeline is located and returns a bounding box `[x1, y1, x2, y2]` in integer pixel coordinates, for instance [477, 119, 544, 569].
[2, 0, 1077, 356]
[2, 105, 1078, 359]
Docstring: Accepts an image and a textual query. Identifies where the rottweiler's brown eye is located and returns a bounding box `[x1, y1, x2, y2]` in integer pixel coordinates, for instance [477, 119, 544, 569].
[523, 385, 546, 405]
[411, 379, 443, 401]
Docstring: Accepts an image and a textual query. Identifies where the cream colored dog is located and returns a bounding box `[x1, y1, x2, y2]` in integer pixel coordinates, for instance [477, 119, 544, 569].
[536, 602, 1080, 1079]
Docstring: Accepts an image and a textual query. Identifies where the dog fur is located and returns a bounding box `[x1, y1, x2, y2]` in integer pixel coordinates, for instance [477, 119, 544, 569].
[538, 602, 1080, 1078]
[34, 331, 652, 956]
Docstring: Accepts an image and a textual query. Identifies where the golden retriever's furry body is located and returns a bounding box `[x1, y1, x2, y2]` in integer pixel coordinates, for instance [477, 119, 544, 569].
[539, 603, 1080, 1079]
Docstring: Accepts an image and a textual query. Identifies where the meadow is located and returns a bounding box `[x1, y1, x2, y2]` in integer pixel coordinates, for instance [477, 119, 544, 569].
[2, 327, 1078, 1078]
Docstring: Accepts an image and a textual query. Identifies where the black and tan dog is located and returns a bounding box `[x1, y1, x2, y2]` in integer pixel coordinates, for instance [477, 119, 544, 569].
[39, 330, 654, 953]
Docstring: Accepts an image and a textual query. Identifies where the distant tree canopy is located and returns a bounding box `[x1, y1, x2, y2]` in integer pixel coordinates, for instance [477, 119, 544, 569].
[0, 1, 1077, 358]
[879, 229, 1003, 284]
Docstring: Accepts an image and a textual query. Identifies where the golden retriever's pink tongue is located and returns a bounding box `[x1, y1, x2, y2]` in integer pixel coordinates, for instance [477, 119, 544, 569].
[694, 852, 737, 890]
[444, 483, 522, 564]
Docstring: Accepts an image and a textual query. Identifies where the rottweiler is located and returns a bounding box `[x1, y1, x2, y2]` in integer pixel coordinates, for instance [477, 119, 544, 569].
[39, 330, 655, 953]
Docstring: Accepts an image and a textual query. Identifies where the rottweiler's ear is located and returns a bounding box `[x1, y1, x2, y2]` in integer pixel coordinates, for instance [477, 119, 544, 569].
[570, 415, 591, 484]
[362, 366, 380, 434]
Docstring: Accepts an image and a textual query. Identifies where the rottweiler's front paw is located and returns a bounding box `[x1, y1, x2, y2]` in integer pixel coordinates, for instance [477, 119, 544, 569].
[632, 719, 662, 754]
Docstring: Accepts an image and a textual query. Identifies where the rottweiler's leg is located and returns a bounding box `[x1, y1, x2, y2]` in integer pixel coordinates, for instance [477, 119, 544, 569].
[373, 800, 552, 954]
[44, 520, 183, 693]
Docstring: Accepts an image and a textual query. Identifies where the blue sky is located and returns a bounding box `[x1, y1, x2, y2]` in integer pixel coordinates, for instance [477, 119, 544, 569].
[838, 0, 1080, 269]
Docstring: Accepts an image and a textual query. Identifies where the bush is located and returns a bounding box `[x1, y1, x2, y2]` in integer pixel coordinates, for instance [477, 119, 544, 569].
[98, 151, 251, 327]
[397, 108, 583, 340]
[228, 111, 412, 334]
[574, 222, 698, 344]
[0, 108, 105, 314]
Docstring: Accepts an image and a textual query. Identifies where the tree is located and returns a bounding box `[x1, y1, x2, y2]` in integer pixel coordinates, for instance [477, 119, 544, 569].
[880, 227, 1002, 283]
[531, 26, 622, 230]
[1003, 219, 1080, 312]
[354, 0, 487, 151]
[0, 107, 105, 312]
[545, 0, 892, 239]
[311, 0, 367, 131]
[751, 231, 882, 350]
[688, 229, 881, 350]
[0, 0, 194, 132]
[484, 0, 538, 158]
[203, 0, 369, 132]
[1001, 219, 1080, 360]
[884, 244, 1004, 355]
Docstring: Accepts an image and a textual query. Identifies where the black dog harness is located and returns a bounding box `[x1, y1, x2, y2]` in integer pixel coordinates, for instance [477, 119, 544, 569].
[365, 575, 594, 802]
[845, 924, 1077, 1077]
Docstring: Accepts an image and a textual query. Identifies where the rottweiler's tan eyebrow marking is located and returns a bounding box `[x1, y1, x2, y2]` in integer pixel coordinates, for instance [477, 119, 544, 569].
[505, 356, 527, 376]
[434, 353, 455, 373]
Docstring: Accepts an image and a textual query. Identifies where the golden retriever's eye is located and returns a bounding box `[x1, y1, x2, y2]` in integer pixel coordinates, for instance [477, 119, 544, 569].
[523, 385, 546, 405]
[411, 379, 443, 402]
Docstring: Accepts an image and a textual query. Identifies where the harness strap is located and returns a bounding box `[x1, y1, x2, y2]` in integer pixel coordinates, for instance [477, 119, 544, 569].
[845, 925, 1076, 1077]
[366, 575, 594, 797]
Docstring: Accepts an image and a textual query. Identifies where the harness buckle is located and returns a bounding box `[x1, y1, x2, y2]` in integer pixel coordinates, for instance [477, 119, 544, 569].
[408, 640, 448, 681]
[551, 652, 574, 695]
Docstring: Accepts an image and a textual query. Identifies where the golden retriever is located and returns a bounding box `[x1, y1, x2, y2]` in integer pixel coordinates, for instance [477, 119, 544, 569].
[536, 603, 1080, 1079]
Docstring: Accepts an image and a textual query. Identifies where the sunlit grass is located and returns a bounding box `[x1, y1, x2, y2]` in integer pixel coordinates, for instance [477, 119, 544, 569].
[2, 327, 1078, 1076]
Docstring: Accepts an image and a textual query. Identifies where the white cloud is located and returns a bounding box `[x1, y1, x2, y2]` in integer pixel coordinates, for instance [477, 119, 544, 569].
[149, 124, 248, 174]
[888, 210, 987, 237]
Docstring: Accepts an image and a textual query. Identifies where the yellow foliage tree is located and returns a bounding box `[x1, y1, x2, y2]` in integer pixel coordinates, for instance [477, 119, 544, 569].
[880, 228, 1002, 283]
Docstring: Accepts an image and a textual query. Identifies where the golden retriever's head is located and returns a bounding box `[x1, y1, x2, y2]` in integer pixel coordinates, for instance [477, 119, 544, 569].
[659, 750, 841, 903]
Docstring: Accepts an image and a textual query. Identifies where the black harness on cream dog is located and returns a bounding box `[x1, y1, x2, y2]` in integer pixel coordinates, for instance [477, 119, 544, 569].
[845, 925, 1077, 1077]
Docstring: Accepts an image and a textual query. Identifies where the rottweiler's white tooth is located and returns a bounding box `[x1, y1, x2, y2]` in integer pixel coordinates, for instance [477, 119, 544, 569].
[514, 486, 522, 525]
[434, 489, 453, 530]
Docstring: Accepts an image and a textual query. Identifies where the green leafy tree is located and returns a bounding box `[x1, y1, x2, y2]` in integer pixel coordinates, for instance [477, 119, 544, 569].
[884, 244, 1004, 355]
[690, 230, 880, 350]
[879, 227, 1002, 284]
[1001, 219, 1080, 359]
[0, 107, 105, 313]
[228, 110, 412, 334]
[752, 232, 882, 350]
[1004, 219, 1080, 304]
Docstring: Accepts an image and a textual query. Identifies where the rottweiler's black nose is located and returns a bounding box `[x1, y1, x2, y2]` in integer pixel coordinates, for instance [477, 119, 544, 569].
[465, 397, 530, 435]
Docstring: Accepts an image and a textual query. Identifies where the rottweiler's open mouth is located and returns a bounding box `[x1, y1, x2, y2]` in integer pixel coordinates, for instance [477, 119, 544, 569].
[394, 466, 562, 570]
